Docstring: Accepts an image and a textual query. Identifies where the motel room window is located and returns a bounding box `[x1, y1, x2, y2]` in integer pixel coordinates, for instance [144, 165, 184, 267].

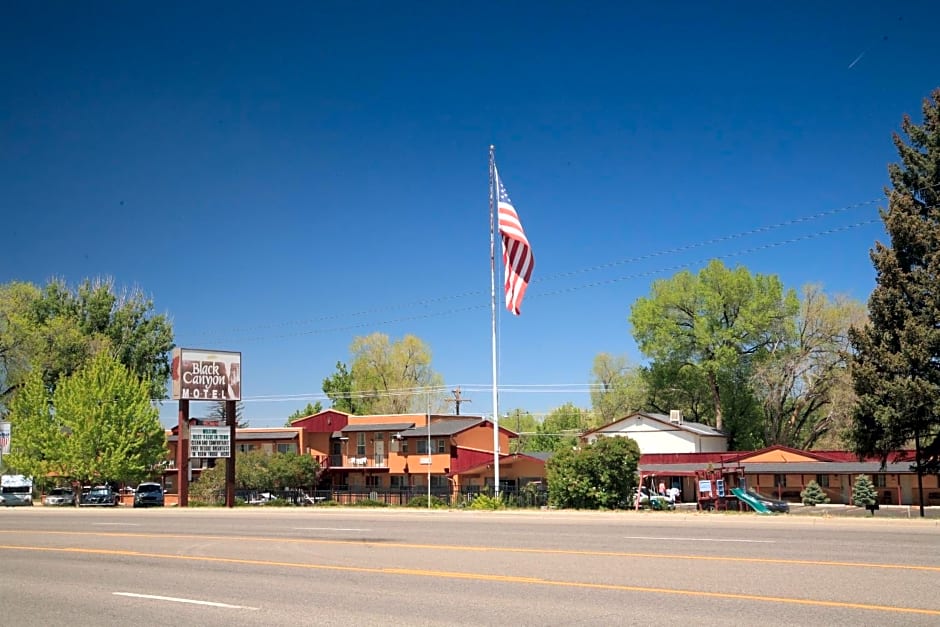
[365, 475, 381, 488]
[390, 476, 406, 489]
[416, 439, 429, 454]
[237, 444, 256, 454]
[436, 439, 446, 453]
[874, 474, 887, 488]
[430, 475, 448, 489]
[816, 474, 830, 488]
[277, 443, 297, 454]
[357, 432, 366, 456]
[774, 474, 787, 488]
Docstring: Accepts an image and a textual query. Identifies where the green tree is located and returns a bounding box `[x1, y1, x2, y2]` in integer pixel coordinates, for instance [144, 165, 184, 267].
[849, 89, 940, 517]
[800, 479, 830, 506]
[545, 436, 640, 509]
[504, 408, 539, 453]
[346, 333, 444, 414]
[322, 362, 358, 413]
[751, 286, 865, 449]
[851, 474, 879, 515]
[590, 353, 647, 425]
[6, 352, 166, 488]
[285, 401, 323, 425]
[0, 278, 174, 408]
[631, 260, 799, 433]
[268, 452, 321, 489]
[526, 403, 586, 453]
[0, 282, 43, 413]
[2, 369, 60, 480]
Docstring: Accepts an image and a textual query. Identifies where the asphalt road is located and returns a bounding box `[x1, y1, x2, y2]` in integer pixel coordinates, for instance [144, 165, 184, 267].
[1, 507, 938, 626]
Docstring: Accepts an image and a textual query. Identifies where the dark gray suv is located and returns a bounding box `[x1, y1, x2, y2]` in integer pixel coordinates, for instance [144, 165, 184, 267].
[133, 482, 165, 508]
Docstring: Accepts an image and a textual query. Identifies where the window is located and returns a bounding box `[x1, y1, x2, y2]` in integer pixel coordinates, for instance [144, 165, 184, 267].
[401, 440, 408, 453]
[816, 474, 829, 488]
[436, 439, 446, 453]
[774, 474, 787, 488]
[430, 475, 448, 489]
[238, 444, 256, 454]
[391, 476, 406, 489]
[416, 439, 429, 454]
[277, 443, 297, 454]
[365, 475, 381, 488]
[357, 432, 366, 456]
[874, 474, 887, 488]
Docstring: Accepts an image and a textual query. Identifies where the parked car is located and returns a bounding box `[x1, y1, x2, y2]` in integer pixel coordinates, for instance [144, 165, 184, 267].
[746, 489, 790, 513]
[133, 482, 165, 508]
[81, 485, 119, 507]
[43, 486, 76, 506]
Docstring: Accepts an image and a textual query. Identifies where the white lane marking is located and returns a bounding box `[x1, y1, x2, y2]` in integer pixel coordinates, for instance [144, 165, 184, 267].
[113, 592, 258, 610]
[293, 527, 368, 531]
[623, 536, 774, 543]
[93, 523, 140, 526]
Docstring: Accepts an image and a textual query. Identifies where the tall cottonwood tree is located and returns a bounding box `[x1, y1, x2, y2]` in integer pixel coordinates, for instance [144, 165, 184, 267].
[589, 353, 647, 425]
[850, 89, 940, 517]
[331, 333, 444, 414]
[630, 260, 798, 433]
[751, 286, 866, 449]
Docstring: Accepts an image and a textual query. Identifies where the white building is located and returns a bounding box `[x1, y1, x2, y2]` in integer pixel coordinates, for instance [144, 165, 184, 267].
[581, 411, 727, 454]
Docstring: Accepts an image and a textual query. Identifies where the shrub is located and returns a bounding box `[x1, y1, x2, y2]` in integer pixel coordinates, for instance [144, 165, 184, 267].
[468, 493, 504, 510]
[407, 495, 447, 508]
[353, 499, 389, 507]
[800, 480, 830, 506]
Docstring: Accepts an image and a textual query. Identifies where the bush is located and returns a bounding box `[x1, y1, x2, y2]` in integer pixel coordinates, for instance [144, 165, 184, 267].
[352, 498, 389, 507]
[800, 480, 830, 506]
[468, 493, 504, 510]
[407, 495, 447, 508]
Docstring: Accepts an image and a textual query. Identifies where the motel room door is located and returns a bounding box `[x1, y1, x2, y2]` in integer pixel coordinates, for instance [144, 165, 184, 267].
[374, 440, 385, 466]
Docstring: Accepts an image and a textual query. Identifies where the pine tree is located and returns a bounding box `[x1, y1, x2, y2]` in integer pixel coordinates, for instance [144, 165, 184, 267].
[849, 88, 940, 518]
[852, 474, 879, 515]
[800, 480, 830, 506]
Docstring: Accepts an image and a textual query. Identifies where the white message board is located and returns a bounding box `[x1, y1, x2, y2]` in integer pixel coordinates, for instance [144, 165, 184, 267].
[189, 426, 231, 458]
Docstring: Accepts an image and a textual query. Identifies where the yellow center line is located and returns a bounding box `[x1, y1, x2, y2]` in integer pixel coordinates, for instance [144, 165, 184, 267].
[1, 529, 937, 573]
[1, 544, 938, 617]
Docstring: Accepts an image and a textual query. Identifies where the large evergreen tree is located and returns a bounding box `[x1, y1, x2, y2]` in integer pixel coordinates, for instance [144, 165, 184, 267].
[849, 89, 940, 518]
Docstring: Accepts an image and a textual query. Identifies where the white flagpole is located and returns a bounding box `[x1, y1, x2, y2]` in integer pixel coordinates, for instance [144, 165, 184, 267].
[489, 145, 500, 498]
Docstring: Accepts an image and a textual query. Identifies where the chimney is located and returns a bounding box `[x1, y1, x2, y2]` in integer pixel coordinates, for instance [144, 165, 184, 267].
[669, 410, 682, 425]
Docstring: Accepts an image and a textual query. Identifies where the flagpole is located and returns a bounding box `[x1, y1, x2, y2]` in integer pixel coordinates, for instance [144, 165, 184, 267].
[489, 145, 500, 498]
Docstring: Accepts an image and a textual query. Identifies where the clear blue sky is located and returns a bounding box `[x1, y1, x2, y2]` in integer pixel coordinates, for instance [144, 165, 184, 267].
[3, 2, 938, 427]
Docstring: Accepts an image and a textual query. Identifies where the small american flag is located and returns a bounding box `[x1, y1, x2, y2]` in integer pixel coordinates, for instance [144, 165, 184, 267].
[495, 166, 535, 315]
[0, 422, 10, 455]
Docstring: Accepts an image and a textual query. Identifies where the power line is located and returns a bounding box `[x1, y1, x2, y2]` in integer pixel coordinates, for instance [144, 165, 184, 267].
[187, 197, 883, 343]
[187, 216, 880, 344]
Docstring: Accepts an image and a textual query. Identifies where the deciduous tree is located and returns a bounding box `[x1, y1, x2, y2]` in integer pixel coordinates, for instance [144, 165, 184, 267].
[751, 286, 865, 449]
[589, 353, 647, 425]
[630, 260, 798, 433]
[5, 352, 166, 487]
[346, 333, 443, 414]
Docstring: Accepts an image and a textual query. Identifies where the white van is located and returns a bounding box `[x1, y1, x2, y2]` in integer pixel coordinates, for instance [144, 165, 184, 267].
[1, 474, 34, 506]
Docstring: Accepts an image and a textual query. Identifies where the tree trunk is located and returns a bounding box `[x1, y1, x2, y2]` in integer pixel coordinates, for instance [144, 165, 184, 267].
[915, 427, 925, 518]
[708, 371, 723, 432]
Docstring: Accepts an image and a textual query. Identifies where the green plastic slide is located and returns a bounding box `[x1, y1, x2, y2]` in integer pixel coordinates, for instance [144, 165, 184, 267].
[731, 487, 772, 514]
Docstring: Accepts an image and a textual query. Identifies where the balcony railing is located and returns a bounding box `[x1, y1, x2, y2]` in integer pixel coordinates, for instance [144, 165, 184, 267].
[329, 455, 389, 468]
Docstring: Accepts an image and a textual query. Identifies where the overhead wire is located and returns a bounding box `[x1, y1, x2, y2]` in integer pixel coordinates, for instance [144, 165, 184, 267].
[188, 196, 885, 343]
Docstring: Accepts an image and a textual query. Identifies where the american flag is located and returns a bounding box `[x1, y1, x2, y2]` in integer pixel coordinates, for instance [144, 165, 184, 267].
[0, 422, 10, 455]
[495, 166, 534, 315]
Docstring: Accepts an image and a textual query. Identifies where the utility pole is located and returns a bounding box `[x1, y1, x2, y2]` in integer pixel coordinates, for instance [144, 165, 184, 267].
[446, 387, 471, 415]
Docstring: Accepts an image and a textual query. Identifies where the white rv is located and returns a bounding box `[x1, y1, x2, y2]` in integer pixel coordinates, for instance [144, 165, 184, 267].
[0, 474, 34, 506]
